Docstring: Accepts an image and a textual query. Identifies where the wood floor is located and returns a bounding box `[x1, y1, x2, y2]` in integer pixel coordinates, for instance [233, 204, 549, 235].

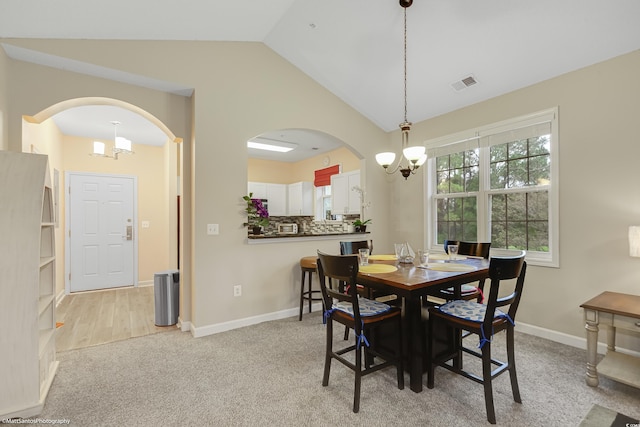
[56, 285, 174, 352]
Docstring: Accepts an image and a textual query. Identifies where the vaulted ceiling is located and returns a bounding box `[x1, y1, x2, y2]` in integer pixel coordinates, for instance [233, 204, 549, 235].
[2, 0, 639, 159]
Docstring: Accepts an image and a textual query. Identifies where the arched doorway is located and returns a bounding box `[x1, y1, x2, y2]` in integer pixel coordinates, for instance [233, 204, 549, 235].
[23, 97, 184, 349]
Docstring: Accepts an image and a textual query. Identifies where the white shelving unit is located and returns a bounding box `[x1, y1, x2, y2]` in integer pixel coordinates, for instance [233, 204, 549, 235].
[0, 152, 58, 419]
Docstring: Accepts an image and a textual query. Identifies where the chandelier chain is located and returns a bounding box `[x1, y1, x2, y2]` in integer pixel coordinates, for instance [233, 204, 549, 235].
[403, 7, 408, 124]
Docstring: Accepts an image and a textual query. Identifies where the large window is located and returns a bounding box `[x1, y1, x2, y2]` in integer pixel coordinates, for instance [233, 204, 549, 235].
[426, 108, 558, 266]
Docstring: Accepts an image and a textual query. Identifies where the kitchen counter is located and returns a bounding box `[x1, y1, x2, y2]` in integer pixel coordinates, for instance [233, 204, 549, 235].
[247, 231, 370, 244]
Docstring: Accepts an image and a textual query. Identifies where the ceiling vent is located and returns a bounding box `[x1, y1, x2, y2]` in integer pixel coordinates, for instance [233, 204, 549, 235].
[451, 75, 478, 92]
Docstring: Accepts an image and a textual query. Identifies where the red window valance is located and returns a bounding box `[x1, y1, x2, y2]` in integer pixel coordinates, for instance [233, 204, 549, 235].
[314, 165, 340, 187]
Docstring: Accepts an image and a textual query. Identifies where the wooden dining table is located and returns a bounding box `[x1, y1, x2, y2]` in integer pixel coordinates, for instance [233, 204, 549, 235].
[356, 255, 490, 393]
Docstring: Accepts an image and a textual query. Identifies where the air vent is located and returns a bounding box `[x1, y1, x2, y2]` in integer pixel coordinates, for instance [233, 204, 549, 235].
[451, 74, 478, 92]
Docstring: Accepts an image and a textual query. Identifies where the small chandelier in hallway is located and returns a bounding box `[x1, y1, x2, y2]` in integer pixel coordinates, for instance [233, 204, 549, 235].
[91, 121, 134, 160]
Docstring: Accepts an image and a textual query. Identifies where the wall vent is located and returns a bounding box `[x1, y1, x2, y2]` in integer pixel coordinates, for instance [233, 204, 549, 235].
[451, 74, 478, 92]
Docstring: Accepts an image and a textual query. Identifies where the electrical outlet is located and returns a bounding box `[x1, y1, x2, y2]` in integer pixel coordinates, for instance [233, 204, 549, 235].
[233, 285, 242, 297]
[207, 224, 219, 235]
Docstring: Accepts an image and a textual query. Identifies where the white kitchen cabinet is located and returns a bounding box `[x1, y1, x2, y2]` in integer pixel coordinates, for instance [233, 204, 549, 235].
[248, 182, 287, 216]
[266, 183, 287, 216]
[0, 152, 58, 419]
[287, 181, 314, 216]
[331, 170, 361, 215]
[248, 182, 267, 200]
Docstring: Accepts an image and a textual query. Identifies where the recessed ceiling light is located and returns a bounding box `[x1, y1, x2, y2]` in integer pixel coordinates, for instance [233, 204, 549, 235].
[247, 139, 296, 153]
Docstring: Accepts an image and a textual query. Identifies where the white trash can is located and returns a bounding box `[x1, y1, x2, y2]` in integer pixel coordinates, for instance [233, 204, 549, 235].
[154, 270, 180, 326]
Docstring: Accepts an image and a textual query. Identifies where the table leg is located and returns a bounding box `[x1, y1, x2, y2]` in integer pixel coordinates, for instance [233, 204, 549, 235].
[405, 296, 423, 393]
[606, 325, 616, 352]
[584, 308, 599, 387]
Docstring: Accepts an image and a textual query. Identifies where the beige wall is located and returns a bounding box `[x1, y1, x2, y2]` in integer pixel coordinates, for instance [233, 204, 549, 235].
[3, 38, 638, 352]
[248, 146, 360, 184]
[0, 48, 7, 151]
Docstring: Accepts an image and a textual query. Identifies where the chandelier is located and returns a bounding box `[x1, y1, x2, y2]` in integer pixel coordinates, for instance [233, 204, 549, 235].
[91, 121, 134, 160]
[375, 0, 426, 180]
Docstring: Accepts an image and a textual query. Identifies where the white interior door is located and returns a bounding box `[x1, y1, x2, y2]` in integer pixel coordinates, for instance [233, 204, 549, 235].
[67, 172, 137, 292]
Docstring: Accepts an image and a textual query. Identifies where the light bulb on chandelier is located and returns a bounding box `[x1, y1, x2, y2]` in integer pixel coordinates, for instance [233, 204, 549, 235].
[90, 120, 134, 160]
[375, 0, 426, 180]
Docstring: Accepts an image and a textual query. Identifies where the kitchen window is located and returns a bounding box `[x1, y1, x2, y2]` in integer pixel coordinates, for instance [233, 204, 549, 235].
[426, 108, 559, 267]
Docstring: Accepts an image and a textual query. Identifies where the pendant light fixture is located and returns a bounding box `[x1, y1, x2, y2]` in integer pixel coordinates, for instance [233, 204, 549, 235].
[91, 121, 134, 160]
[375, 0, 426, 180]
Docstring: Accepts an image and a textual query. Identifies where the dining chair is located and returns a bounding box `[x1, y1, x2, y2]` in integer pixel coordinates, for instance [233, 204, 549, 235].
[425, 240, 491, 305]
[316, 250, 404, 413]
[426, 251, 527, 424]
[339, 240, 397, 302]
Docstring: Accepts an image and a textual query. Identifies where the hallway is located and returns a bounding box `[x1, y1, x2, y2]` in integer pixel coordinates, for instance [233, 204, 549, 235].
[56, 285, 175, 352]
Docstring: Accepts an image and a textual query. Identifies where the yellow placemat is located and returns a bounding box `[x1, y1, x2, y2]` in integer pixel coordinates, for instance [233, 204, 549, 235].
[359, 264, 398, 274]
[427, 263, 476, 272]
[428, 253, 467, 261]
[368, 254, 397, 261]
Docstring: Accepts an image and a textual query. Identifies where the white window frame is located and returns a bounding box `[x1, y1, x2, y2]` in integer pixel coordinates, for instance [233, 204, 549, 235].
[424, 107, 559, 267]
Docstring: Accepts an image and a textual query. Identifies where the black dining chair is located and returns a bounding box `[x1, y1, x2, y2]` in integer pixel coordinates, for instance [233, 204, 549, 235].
[424, 240, 491, 305]
[339, 240, 394, 299]
[316, 250, 404, 413]
[426, 251, 527, 424]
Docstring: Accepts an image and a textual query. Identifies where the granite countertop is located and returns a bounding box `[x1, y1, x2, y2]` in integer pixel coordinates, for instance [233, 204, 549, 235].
[248, 231, 370, 240]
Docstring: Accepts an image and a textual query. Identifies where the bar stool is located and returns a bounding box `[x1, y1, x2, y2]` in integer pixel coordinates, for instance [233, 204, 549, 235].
[299, 256, 322, 321]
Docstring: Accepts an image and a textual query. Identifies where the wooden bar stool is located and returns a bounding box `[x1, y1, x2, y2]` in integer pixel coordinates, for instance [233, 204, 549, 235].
[299, 256, 322, 321]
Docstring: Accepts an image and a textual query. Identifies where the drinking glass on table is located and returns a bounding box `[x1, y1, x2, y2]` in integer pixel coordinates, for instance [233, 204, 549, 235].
[358, 248, 370, 266]
[417, 250, 429, 267]
[394, 243, 405, 261]
[448, 244, 459, 261]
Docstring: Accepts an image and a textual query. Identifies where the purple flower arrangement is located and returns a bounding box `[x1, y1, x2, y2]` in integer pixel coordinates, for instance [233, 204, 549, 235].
[243, 193, 270, 228]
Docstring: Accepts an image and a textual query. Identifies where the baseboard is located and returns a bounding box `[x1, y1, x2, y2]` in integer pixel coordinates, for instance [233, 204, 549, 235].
[56, 289, 66, 307]
[190, 307, 640, 358]
[516, 321, 640, 358]
[190, 303, 323, 338]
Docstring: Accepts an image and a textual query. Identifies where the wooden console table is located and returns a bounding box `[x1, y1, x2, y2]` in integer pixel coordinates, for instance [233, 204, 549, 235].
[580, 291, 640, 388]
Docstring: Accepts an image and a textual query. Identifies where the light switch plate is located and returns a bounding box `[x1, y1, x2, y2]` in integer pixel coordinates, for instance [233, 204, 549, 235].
[207, 224, 219, 235]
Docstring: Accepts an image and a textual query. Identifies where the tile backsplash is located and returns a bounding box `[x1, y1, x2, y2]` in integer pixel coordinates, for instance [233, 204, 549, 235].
[252, 215, 360, 235]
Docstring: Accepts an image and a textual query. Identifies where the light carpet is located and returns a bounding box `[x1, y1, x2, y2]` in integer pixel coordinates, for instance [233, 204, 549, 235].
[30, 312, 640, 426]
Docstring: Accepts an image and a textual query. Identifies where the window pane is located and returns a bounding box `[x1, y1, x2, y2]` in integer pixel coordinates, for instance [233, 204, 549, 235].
[528, 191, 548, 220]
[435, 196, 477, 244]
[508, 158, 529, 188]
[508, 140, 528, 160]
[490, 143, 508, 163]
[492, 137, 551, 189]
[436, 170, 449, 194]
[436, 149, 479, 195]
[490, 161, 508, 189]
[465, 165, 480, 192]
[450, 152, 464, 169]
[436, 156, 449, 171]
[529, 135, 550, 156]
[529, 154, 551, 185]
[489, 191, 549, 252]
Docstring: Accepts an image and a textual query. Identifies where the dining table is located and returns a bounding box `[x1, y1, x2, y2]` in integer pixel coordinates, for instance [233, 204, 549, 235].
[356, 254, 490, 393]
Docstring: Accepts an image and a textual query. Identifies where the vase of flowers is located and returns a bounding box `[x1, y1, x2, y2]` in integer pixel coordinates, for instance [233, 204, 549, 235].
[243, 193, 269, 234]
